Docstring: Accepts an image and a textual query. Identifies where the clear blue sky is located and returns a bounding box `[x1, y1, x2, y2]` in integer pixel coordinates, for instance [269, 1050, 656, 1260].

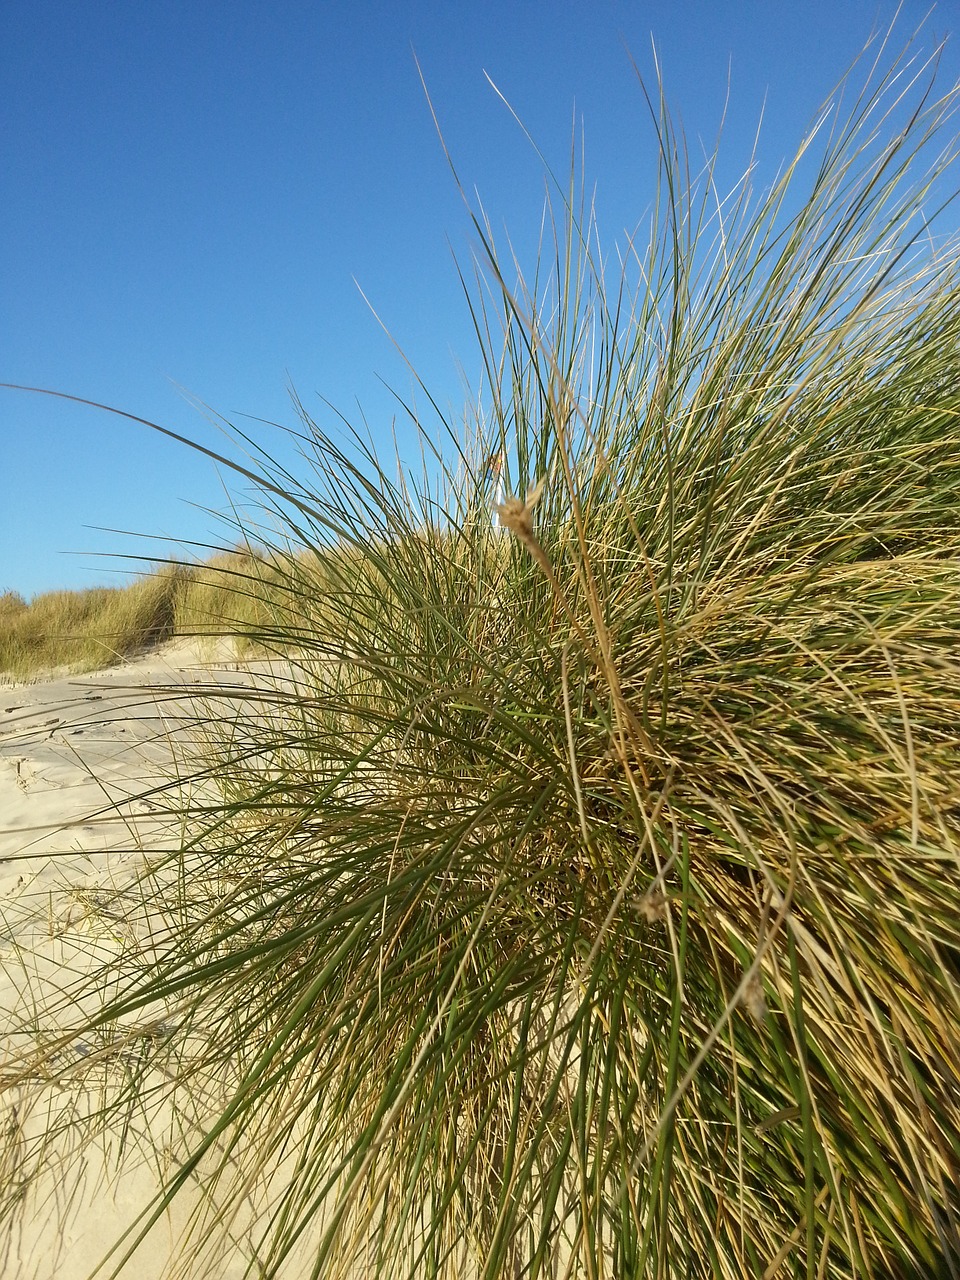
[3, 0, 957, 598]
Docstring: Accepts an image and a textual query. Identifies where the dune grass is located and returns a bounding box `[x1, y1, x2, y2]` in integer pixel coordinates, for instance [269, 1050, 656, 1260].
[171, 544, 301, 652]
[0, 548, 296, 679]
[0, 569, 187, 679]
[3, 26, 960, 1280]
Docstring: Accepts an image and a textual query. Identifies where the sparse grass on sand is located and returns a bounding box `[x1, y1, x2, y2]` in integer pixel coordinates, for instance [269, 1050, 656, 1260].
[3, 26, 960, 1280]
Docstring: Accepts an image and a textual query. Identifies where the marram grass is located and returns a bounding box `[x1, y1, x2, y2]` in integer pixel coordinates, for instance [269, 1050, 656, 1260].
[4, 31, 960, 1280]
[0, 547, 292, 679]
[0, 569, 188, 679]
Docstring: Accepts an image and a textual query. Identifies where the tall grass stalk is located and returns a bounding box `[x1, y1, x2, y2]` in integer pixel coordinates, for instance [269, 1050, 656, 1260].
[4, 28, 960, 1279]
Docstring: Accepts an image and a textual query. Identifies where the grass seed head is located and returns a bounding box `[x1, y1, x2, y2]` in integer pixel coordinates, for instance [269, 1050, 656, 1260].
[744, 972, 769, 1024]
[633, 888, 669, 923]
[494, 475, 547, 544]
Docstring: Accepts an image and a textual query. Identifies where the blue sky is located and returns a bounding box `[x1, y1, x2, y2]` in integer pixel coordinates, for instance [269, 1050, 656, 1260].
[3, 0, 958, 598]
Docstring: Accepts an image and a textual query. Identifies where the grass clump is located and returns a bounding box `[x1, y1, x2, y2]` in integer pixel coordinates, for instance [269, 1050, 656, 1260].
[0, 590, 27, 620]
[0, 568, 190, 679]
[0, 547, 295, 678]
[4, 27, 960, 1280]
[171, 544, 302, 655]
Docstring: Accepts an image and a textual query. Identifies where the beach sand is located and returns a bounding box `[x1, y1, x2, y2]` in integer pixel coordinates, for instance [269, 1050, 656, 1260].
[0, 642, 320, 1279]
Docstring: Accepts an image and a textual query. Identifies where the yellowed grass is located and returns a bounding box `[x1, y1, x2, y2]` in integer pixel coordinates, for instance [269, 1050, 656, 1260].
[0, 547, 328, 678]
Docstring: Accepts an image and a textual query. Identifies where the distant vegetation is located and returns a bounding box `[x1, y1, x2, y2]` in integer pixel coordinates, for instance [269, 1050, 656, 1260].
[0, 549, 292, 679]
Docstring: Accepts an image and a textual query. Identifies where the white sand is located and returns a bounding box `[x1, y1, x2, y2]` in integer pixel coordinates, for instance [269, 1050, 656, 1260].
[0, 643, 320, 1279]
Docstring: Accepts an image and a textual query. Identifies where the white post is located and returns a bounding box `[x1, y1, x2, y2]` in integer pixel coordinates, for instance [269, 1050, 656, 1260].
[489, 450, 505, 531]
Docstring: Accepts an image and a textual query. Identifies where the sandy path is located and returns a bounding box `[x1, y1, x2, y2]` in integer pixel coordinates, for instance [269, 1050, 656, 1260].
[0, 643, 316, 1280]
[1, 642, 210, 873]
[0, 640, 251, 952]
